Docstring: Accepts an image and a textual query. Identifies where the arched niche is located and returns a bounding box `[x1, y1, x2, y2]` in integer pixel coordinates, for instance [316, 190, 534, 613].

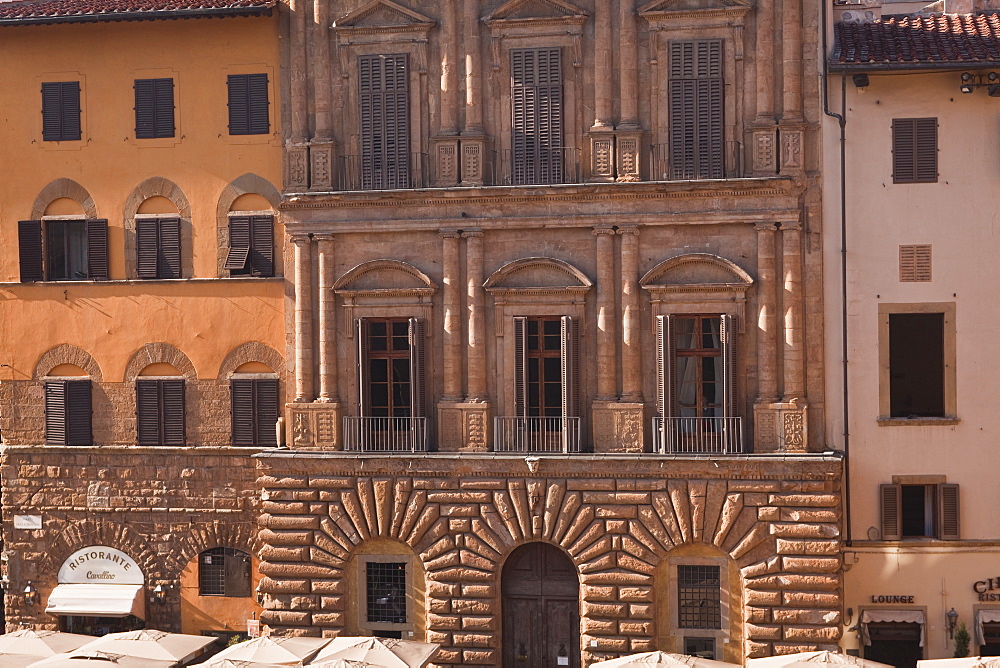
[124, 343, 197, 381]
[218, 342, 285, 379]
[640, 253, 753, 329]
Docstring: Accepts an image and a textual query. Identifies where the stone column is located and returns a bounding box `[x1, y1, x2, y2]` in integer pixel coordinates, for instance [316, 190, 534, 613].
[440, 0, 459, 136]
[593, 0, 613, 129]
[781, 0, 802, 121]
[618, 0, 639, 130]
[755, 223, 779, 402]
[619, 226, 641, 401]
[284, 0, 310, 189]
[292, 235, 314, 403]
[308, 0, 335, 190]
[594, 226, 617, 400]
[315, 234, 337, 403]
[750, 0, 777, 176]
[461, 0, 486, 185]
[464, 230, 486, 401]
[781, 221, 805, 400]
[441, 230, 463, 401]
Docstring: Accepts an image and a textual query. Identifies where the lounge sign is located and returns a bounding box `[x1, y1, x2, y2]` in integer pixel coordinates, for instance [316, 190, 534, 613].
[57, 546, 143, 585]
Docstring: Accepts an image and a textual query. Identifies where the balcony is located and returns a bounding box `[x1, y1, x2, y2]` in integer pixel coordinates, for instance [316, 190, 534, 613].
[494, 416, 582, 453]
[652, 417, 744, 455]
[649, 141, 743, 181]
[492, 147, 583, 186]
[342, 416, 428, 452]
[338, 153, 430, 191]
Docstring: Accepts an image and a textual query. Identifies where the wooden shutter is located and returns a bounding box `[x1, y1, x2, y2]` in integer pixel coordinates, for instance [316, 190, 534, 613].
[62, 82, 81, 141]
[510, 48, 563, 185]
[513, 316, 528, 418]
[899, 244, 932, 282]
[880, 483, 902, 541]
[249, 215, 274, 277]
[225, 216, 251, 271]
[42, 82, 80, 142]
[255, 378, 279, 446]
[247, 73, 270, 135]
[136, 380, 161, 446]
[669, 40, 724, 179]
[158, 217, 181, 279]
[161, 379, 185, 446]
[66, 379, 92, 446]
[408, 318, 426, 418]
[560, 316, 579, 419]
[86, 219, 109, 280]
[225, 551, 252, 597]
[720, 314, 737, 417]
[154, 78, 175, 138]
[938, 483, 960, 540]
[134, 79, 155, 139]
[655, 315, 677, 418]
[45, 381, 67, 445]
[358, 54, 409, 189]
[357, 319, 371, 416]
[227, 74, 250, 135]
[136, 218, 160, 279]
[914, 118, 938, 183]
[18, 220, 44, 282]
[231, 379, 256, 446]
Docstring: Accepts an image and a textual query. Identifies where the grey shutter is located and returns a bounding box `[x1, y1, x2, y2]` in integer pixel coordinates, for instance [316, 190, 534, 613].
[227, 74, 250, 135]
[358, 54, 410, 190]
[938, 483, 960, 540]
[161, 379, 185, 446]
[669, 40, 724, 179]
[231, 379, 256, 446]
[62, 82, 81, 141]
[255, 378, 279, 446]
[225, 216, 251, 271]
[225, 551, 252, 598]
[18, 220, 44, 282]
[408, 317, 426, 418]
[42, 82, 80, 142]
[513, 316, 528, 418]
[914, 118, 938, 183]
[66, 379, 92, 446]
[250, 215, 274, 277]
[158, 217, 181, 279]
[510, 48, 563, 185]
[892, 118, 916, 183]
[655, 315, 677, 418]
[154, 78, 175, 138]
[45, 381, 67, 445]
[136, 218, 160, 278]
[136, 380, 161, 446]
[357, 319, 371, 416]
[247, 73, 270, 135]
[86, 219, 109, 280]
[134, 79, 156, 139]
[880, 483, 902, 541]
[720, 314, 737, 417]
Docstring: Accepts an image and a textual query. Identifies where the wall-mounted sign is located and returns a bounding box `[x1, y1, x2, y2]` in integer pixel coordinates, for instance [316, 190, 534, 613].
[57, 546, 143, 585]
[974, 577, 1000, 600]
[13, 515, 42, 529]
[247, 619, 261, 638]
[870, 595, 915, 604]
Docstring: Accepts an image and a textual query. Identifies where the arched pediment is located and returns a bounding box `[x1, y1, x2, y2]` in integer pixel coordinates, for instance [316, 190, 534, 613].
[334, 259, 437, 298]
[640, 253, 753, 290]
[484, 257, 592, 291]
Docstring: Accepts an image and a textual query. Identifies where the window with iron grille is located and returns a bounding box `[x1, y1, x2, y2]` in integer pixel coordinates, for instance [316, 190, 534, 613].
[677, 565, 721, 629]
[199, 548, 252, 597]
[366, 561, 407, 624]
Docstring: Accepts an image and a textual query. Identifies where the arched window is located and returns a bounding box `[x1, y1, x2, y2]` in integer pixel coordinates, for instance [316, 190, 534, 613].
[230, 362, 279, 447]
[137, 363, 185, 446]
[199, 548, 251, 597]
[44, 364, 92, 446]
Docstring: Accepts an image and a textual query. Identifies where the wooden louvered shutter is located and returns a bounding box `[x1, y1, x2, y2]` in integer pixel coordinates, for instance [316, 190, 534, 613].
[655, 315, 677, 418]
[225, 551, 252, 597]
[510, 48, 563, 185]
[225, 216, 251, 271]
[892, 118, 916, 183]
[62, 82, 81, 141]
[86, 219, 109, 280]
[227, 74, 250, 135]
[358, 55, 410, 189]
[134, 79, 156, 139]
[880, 483, 902, 541]
[560, 316, 579, 419]
[914, 117, 938, 183]
[45, 381, 67, 445]
[720, 314, 737, 417]
[161, 379, 185, 446]
[249, 215, 274, 277]
[18, 220, 44, 282]
[408, 318, 426, 418]
[66, 379, 92, 446]
[42, 82, 80, 142]
[357, 319, 371, 416]
[255, 378, 279, 446]
[136, 218, 160, 279]
[385, 55, 409, 188]
[231, 379, 256, 446]
[669, 40, 724, 179]
[137, 380, 162, 446]
[154, 78, 175, 138]
[513, 317, 528, 418]
[158, 217, 181, 279]
[938, 483, 960, 540]
[247, 73, 270, 135]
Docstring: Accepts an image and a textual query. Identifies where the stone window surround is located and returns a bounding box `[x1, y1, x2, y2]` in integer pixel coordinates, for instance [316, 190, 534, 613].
[216, 173, 282, 279]
[123, 177, 193, 280]
[356, 553, 416, 636]
[667, 554, 733, 649]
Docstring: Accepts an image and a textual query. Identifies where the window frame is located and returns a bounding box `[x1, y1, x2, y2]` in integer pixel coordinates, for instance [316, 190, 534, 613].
[356, 317, 425, 419]
[880, 479, 960, 541]
[198, 547, 252, 598]
[656, 314, 737, 419]
[667, 555, 732, 653]
[41, 81, 82, 142]
[227, 73, 270, 136]
[18, 218, 109, 282]
[357, 554, 414, 635]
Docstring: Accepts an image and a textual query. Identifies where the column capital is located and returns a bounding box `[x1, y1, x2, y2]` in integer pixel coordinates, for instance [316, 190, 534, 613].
[439, 228, 462, 239]
[461, 229, 484, 239]
[754, 222, 778, 232]
[617, 225, 640, 236]
[593, 225, 617, 236]
[313, 233, 335, 243]
[291, 234, 313, 246]
[779, 220, 803, 232]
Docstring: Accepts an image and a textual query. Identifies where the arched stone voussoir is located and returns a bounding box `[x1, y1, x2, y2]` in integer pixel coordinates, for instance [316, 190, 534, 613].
[34, 344, 103, 381]
[123, 343, 197, 381]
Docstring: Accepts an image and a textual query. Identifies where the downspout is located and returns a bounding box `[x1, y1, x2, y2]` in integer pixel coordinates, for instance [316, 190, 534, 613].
[821, 4, 852, 548]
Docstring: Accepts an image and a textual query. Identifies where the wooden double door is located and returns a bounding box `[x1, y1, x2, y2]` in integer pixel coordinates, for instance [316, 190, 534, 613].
[501, 543, 580, 668]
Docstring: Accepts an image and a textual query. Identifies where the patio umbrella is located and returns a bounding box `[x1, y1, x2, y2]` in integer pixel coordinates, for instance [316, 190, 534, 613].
[28, 650, 178, 667]
[74, 629, 217, 664]
[209, 636, 331, 666]
[189, 659, 301, 668]
[309, 637, 440, 668]
[0, 631, 92, 657]
[591, 650, 741, 668]
[308, 661, 379, 668]
[917, 660, 1000, 668]
[0, 655, 55, 667]
[747, 651, 894, 668]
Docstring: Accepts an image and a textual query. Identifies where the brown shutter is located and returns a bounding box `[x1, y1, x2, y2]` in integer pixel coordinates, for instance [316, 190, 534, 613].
[45, 381, 67, 445]
[513, 316, 527, 418]
[357, 319, 371, 416]
[227, 74, 250, 135]
[86, 219, 109, 280]
[721, 314, 737, 417]
[560, 315, 579, 419]
[231, 379, 256, 446]
[154, 78, 175, 139]
[250, 215, 274, 277]
[66, 379, 92, 446]
[136, 218, 160, 279]
[880, 483, 902, 541]
[161, 379, 186, 446]
[136, 380, 161, 446]
[18, 220, 44, 282]
[938, 483, 960, 540]
[158, 217, 181, 279]
[655, 315, 677, 418]
[914, 117, 938, 183]
[899, 244, 932, 282]
[359, 54, 410, 190]
[408, 317, 426, 418]
[247, 73, 270, 135]
[255, 378, 279, 446]
[669, 40, 724, 179]
[225, 551, 252, 597]
[225, 216, 251, 271]
[510, 48, 563, 185]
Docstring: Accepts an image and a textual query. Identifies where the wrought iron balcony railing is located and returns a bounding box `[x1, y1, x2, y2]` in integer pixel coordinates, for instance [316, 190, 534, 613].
[652, 416, 744, 454]
[342, 416, 428, 453]
[492, 147, 583, 186]
[493, 416, 582, 453]
[649, 141, 743, 181]
[337, 153, 430, 191]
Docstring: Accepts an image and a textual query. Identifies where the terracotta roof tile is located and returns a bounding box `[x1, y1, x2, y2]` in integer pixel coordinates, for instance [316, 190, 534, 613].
[833, 12, 1000, 69]
[0, 0, 273, 24]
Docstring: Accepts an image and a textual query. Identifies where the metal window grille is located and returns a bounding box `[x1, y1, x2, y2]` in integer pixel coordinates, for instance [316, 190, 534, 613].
[366, 561, 407, 624]
[677, 565, 721, 629]
[199, 549, 228, 596]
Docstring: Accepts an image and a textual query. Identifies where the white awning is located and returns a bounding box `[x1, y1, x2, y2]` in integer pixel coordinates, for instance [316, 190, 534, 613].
[861, 609, 925, 647]
[975, 609, 1000, 647]
[45, 584, 145, 619]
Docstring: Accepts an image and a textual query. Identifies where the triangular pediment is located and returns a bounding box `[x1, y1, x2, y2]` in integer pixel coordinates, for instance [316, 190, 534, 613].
[485, 0, 588, 22]
[639, 0, 751, 15]
[334, 0, 435, 29]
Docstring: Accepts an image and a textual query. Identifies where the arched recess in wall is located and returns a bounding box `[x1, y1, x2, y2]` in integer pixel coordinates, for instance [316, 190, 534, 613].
[38, 518, 155, 585]
[122, 177, 193, 279]
[124, 343, 197, 381]
[217, 342, 285, 380]
[30, 178, 98, 220]
[33, 344, 103, 381]
[216, 174, 281, 278]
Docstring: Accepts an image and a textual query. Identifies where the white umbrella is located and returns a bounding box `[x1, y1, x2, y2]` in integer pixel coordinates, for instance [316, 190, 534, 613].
[189, 659, 301, 668]
[28, 650, 178, 667]
[591, 650, 741, 668]
[308, 661, 377, 668]
[0, 631, 92, 657]
[918, 660, 1000, 668]
[309, 637, 439, 668]
[0, 655, 55, 667]
[75, 629, 216, 664]
[748, 651, 894, 668]
[209, 637, 331, 666]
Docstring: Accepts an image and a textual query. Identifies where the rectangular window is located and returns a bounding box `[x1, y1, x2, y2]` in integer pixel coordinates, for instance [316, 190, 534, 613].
[366, 561, 407, 624]
[231, 378, 279, 447]
[136, 379, 185, 446]
[136, 217, 181, 279]
[510, 47, 563, 185]
[881, 482, 960, 540]
[18, 219, 109, 282]
[45, 379, 92, 446]
[677, 564, 722, 629]
[42, 81, 81, 142]
[357, 318, 424, 418]
[889, 313, 944, 418]
[358, 54, 410, 190]
[513, 315, 578, 420]
[668, 40, 724, 179]
[199, 548, 251, 597]
[892, 117, 937, 184]
[134, 78, 175, 139]
[227, 73, 270, 135]
[225, 215, 274, 277]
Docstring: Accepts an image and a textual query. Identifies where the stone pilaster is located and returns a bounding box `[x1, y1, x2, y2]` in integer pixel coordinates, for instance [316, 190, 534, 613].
[288, 0, 308, 144]
[754, 0, 775, 125]
[594, 226, 617, 400]
[781, 0, 803, 122]
[781, 220, 805, 400]
[315, 234, 337, 403]
[439, 0, 459, 137]
[310, 0, 333, 142]
[292, 235, 314, 403]
[617, 0, 639, 131]
[440, 230, 463, 402]
[436, 402, 490, 451]
[619, 226, 641, 402]
[464, 230, 487, 402]
[592, 0, 613, 131]
[462, 0, 483, 136]
[755, 223, 779, 404]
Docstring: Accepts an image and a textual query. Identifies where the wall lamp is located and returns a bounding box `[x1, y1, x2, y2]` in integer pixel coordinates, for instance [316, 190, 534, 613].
[23, 581, 37, 607]
[852, 73, 870, 88]
[153, 584, 166, 604]
[947, 607, 959, 639]
[960, 71, 1000, 95]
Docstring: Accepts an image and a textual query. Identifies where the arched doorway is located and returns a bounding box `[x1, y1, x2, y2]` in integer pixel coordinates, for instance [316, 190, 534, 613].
[501, 543, 579, 668]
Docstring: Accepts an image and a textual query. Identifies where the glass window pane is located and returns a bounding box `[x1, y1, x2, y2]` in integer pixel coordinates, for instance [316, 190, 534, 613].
[701, 317, 721, 349]
[675, 317, 697, 350]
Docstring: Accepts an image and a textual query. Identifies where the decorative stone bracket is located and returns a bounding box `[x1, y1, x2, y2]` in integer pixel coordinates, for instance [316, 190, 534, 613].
[750, 126, 777, 176]
[283, 139, 340, 192]
[753, 401, 808, 453]
[286, 402, 342, 450]
[587, 131, 643, 183]
[591, 401, 645, 452]
[436, 401, 490, 451]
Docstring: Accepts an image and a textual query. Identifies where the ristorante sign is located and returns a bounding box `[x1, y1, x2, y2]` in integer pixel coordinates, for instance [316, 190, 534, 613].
[57, 546, 143, 585]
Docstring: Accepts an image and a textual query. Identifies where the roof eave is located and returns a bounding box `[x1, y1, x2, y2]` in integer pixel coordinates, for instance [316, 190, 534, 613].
[0, 4, 273, 26]
[829, 61, 1000, 73]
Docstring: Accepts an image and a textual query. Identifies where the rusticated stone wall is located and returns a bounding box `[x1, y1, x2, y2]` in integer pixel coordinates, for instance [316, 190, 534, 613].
[256, 453, 843, 664]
